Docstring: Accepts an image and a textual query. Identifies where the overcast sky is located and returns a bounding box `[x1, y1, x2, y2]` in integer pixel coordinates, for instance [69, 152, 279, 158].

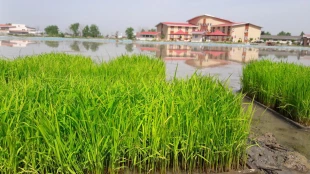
[1, 0, 309, 36]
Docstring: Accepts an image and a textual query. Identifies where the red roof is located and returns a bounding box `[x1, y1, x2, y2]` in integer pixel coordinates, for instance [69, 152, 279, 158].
[212, 23, 235, 27]
[205, 51, 225, 57]
[137, 32, 159, 36]
[206, 30, 227, 36]
[139, 47, 158, 51]
[0, 24, 15, 28]
[187, 14, 233, 23]
[170, 30, 189, 35]
[156, 22, 198, 27]
[164, 57, 195, 61]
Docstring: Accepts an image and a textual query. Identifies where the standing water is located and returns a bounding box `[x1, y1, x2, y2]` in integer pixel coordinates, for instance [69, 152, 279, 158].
[1, 36, 310, 160]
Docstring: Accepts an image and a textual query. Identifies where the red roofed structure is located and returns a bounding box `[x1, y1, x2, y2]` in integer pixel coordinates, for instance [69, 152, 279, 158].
[155, 14, 262, 42]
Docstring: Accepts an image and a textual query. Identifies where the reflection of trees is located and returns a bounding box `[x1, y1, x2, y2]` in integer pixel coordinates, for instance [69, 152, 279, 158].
[82, 42, 103, 52]
[70, 41, 80, 51]
[125, 44, 133, 52]
[45, 41, 59, 48]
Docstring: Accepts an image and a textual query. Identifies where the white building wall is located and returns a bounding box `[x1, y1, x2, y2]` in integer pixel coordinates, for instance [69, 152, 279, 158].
[191, 34, 203, 42]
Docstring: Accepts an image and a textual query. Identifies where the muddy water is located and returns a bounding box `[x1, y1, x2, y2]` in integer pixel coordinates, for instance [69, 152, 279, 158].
[243, 98, 310, 159]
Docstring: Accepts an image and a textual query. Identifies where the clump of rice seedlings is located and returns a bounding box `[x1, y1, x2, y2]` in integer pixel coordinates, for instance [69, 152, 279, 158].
[0, 53, 252, 173]
[242, 59, 310, 126]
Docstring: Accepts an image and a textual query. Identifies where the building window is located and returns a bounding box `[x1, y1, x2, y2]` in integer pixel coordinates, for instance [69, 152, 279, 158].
[228, 27, 231, 34]
[171, 26, 174, 29]
[217, 27, 220, 30]
[195, 35, 198, 38]
[185, 27, 189, 32]
[222, 27, 225, 33]
[178, 27, 182, 30]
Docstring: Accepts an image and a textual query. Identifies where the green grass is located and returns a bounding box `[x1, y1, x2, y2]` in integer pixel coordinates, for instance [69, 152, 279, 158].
[0, 53, 252, 173]
[242, 59, 310, 126]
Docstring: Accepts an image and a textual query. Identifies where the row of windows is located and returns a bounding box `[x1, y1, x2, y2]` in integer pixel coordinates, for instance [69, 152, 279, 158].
[211, 27, 231, 33]
[170, 26, 189, 31]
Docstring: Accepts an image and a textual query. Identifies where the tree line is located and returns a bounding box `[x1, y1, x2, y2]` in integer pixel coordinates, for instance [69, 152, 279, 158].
[44, 23, 101, 37]
[261, 31, 305, 36]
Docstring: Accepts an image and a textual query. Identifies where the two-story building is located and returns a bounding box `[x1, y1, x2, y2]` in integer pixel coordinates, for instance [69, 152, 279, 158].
[156, 14, 262, 43]
[0, 23, 38, 35]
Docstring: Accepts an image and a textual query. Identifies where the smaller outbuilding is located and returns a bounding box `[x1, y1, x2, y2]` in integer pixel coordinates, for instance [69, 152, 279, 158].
[302, 34, 310, 46]
[136, 32, 160, 41]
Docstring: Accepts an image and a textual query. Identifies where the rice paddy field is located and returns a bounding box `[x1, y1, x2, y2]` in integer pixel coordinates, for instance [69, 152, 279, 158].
[0, 53, 253, 173]
[242, 60, 310, 126]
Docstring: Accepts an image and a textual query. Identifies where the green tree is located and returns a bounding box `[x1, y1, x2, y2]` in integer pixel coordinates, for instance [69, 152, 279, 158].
[148, 29, 156, 32]
[141, 29, 145, 32]
[300, 31, 305, 36]
[44, 25, 59, 36]
[70, 23, 80, 37]
[261, 31, 271, 35]
[277, 31, 291, 36]
[82, 25, 90, 37]
[89, 24, 100, 37]
[161, 33, 165, 39]
[125, 27, 134, 40]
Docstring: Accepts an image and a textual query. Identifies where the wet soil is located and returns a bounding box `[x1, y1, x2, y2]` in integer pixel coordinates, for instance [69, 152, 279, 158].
[244, 99, 310, 174]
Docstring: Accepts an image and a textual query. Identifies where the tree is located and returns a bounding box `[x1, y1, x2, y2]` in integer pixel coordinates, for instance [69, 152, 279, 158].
[89, 24, 100, 37]
[115, 31, 119, 39]
[44, 25, 59, 36]
[148, 29, 156, 32]
[277, 31, 291, 36]
[300, 31, 305, 36]
[70, 23, 80, 37]
[261, 31, 271, 35]
[82, 25, 90, 37]
[141, 29, 145, 32]
[125, 27, 134, 40]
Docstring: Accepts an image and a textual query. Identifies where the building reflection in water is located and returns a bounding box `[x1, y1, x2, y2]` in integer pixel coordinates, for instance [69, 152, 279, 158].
[134, 43, 260, 69]
[0, 40, 36, 48]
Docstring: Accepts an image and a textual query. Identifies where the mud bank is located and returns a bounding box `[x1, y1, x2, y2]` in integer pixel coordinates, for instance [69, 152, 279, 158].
[247, 133, 310, 174]
[244, 99, 310, 174]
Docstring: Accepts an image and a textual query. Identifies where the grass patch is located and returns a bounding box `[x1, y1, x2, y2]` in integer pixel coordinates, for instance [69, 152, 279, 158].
[0, 53, 252, 173]
[242, 59, 310, 126]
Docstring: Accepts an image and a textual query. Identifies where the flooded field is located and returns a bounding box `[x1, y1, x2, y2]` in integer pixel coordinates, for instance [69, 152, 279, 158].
[1, 37, 310, 91]
[1, 37, 310, 165]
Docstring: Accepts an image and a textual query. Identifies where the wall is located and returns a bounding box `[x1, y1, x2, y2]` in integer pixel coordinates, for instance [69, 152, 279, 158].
[231, 25, 245, 42]
[10, 24, 28, 31]
[191, 34, 203, 42]
[188, 16, 230, 31]
[248, 25, 262, 42]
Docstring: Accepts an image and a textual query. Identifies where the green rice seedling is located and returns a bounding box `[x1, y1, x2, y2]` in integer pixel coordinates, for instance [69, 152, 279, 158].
[242, 59, 310, 126]
[0, 53, 252, 173]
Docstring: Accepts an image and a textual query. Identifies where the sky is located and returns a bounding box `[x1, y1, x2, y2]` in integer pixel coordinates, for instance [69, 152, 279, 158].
[1, 0, 310, 36]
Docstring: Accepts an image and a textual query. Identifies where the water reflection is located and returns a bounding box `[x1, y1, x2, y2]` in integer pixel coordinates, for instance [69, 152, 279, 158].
[45, 41, 59, 48]
[70, 41, 80, 52]
[125, 43, 134, 52]
[135, 44, 260, 69]
[82, 42, 103, 52]
[0, 40, 35, 47]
